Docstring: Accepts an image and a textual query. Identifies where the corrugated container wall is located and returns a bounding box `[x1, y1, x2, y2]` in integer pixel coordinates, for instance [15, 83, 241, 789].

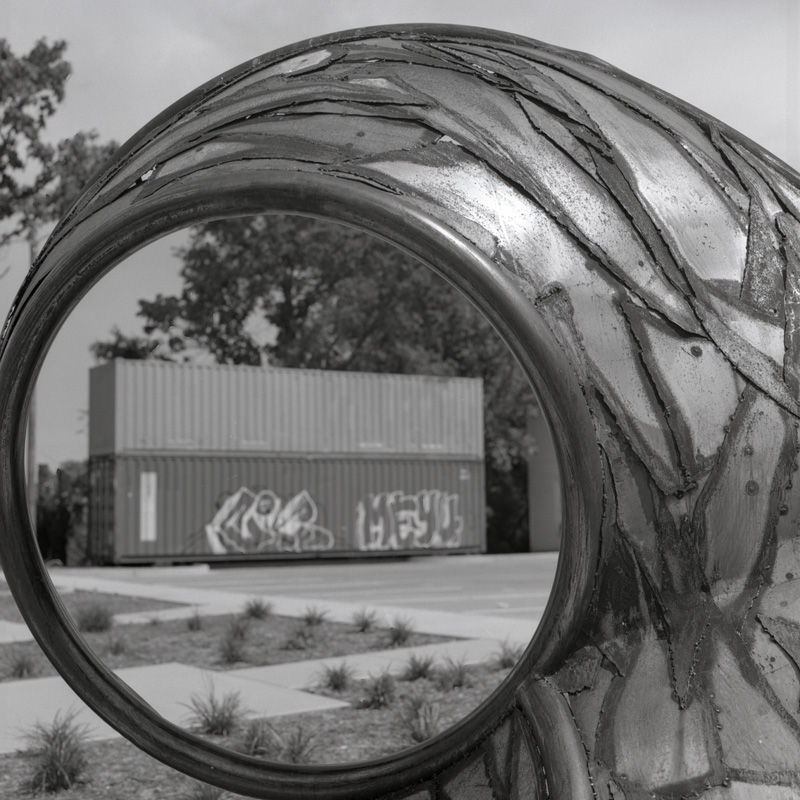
[89, 360, 483, 458]
[88, 360, 486, 563]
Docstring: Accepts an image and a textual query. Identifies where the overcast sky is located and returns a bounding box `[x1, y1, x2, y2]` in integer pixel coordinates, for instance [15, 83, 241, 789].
[3, 0, 799, 466]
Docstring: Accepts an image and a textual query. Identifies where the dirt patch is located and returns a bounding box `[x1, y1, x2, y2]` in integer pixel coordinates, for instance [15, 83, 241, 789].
[0, 663, 511, 799]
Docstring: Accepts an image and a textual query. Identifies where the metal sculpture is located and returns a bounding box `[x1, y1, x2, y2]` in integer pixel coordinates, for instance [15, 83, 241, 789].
[1, 22, 799, 799]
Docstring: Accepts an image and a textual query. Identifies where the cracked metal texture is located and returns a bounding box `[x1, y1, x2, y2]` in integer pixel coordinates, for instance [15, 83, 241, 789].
[3, 22, 800, 800]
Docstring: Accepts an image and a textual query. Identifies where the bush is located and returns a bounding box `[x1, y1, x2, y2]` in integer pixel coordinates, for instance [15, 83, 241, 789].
[183, 686, 244, 736]
[301, 606, 328, 627]
[495, 639, 525, 669]
[359, 671, 396, 709]
[243, 598, 273, 620]
[187, 609, 204, 632]
[24, 710, 88, 793]
[387, 616, 414, 648]
[351, 608, 376, 633]
[400, 653, 435, 682]
[5, 648, 36, 679]
[75, 602, 113, 633]
[317, 661, 355, 692]
[398, 692, 441, 743]
[435, 657, 470, 691]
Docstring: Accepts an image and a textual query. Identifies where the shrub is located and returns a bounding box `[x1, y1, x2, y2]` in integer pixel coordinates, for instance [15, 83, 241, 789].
[400, 653, 435, 682]
[351, 608, 377, 633]
[359, 671, 396, 709]
[75, 602, 113, 633]
[147, 615, 162, 627]
[23, 710, 88, 793]
[495, 639, 525, 670]
[435, 657, 470, 691]
[6, 648, 36, 679]
[218, 616, 250, 665]
[301, 606, 328, 627]
[106, 633, 127, 656]
[243, 598, 273, 620]
[387, 616, 414, 648]
[184, 686, 244, 736]
[187, 609, 204, 632]
[398, 692, 442, 743]
[317, 661, 355, 692]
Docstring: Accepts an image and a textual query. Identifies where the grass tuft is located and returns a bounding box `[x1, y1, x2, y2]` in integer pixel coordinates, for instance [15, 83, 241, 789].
[183, 686, 244, 736]
[23, 710, 88, 793]
[400, 653, 435, 682]
[187, 609, 204, 632]
[495, 639, 525, 669]
[75, 603, 113, 633]
[398, 692, 442, 743]
[106, 633, 127, 656]
[5, 647, 36, 679]
[387, 616, 415, 648]
[435, 657, 470, 691]
[243, 598, 273, 620]
[317, 661, 355, 692]
[358, 671, 396, 709]
[218, 616, 250, 665]
[234, 719, 316, 764]
[351, 608, 377, 633]
[301, 606, 328, 627]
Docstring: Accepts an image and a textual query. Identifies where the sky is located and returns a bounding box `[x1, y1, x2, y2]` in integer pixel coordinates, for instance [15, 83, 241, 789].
[2, 0, 799, 467]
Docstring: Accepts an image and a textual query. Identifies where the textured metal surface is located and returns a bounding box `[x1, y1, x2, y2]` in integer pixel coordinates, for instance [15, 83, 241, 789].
[89, 360, 484, 458]
[4, 20, 800, 800]
[88, 453, 485, 563]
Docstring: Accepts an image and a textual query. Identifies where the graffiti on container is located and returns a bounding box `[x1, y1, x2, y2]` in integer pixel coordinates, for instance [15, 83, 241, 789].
[204, 487, 334, 554]
[355, 489, 464, 551]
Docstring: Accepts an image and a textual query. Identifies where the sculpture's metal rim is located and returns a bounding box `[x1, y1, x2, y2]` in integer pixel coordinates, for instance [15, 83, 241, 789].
[0, 167, 602, 797]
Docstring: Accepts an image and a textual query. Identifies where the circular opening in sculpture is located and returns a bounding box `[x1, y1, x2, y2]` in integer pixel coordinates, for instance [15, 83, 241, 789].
[16, 213, 564, 772]
[0, 168, 601, 798]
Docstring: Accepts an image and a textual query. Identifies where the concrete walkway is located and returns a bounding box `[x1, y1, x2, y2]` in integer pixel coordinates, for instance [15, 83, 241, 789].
[0, 565, 537, 754]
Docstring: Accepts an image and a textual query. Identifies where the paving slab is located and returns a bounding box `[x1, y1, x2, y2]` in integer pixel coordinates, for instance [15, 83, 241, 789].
[0, 620, 34, 644]
[0, 662, 348, 755]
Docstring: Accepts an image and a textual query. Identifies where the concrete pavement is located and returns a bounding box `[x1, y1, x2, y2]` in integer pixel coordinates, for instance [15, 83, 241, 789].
[0, 554, 555, 754]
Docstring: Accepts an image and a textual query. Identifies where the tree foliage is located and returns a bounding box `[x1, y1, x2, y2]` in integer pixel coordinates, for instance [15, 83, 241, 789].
[93, 215, 535, 550]
[0, 38, 117, 255]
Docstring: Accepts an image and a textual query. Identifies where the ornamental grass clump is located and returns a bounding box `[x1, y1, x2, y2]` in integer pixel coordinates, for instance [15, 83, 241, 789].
[351, 608, 377, 633]
[400, 653, 436, 682]
[243, 598, 273, 620]
[75, 602, 113, 633]
[359, 671, 397, 709]
[317, 661, 355, 692]
[398, 692, 442, 743]
[301, 605, 328, 627]
[23, 710, 88, 794]
[495, 639, 525, 670]
[5, 647, 36, 679]
[184, 686, 244, 736]
[435, 657, 470, 691]
[387, 616, 415, 647]
[218, 616, 250, 665]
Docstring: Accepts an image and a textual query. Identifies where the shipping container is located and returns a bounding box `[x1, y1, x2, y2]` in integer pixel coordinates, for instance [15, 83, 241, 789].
[88, 453, 485, 563]
[526, 405, 561, 552]
[88, 360, 486, 564]
[89, 360, 483, 458]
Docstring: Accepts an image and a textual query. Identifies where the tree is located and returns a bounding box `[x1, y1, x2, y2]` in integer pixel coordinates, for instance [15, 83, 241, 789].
[93, 215, 537, 551]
